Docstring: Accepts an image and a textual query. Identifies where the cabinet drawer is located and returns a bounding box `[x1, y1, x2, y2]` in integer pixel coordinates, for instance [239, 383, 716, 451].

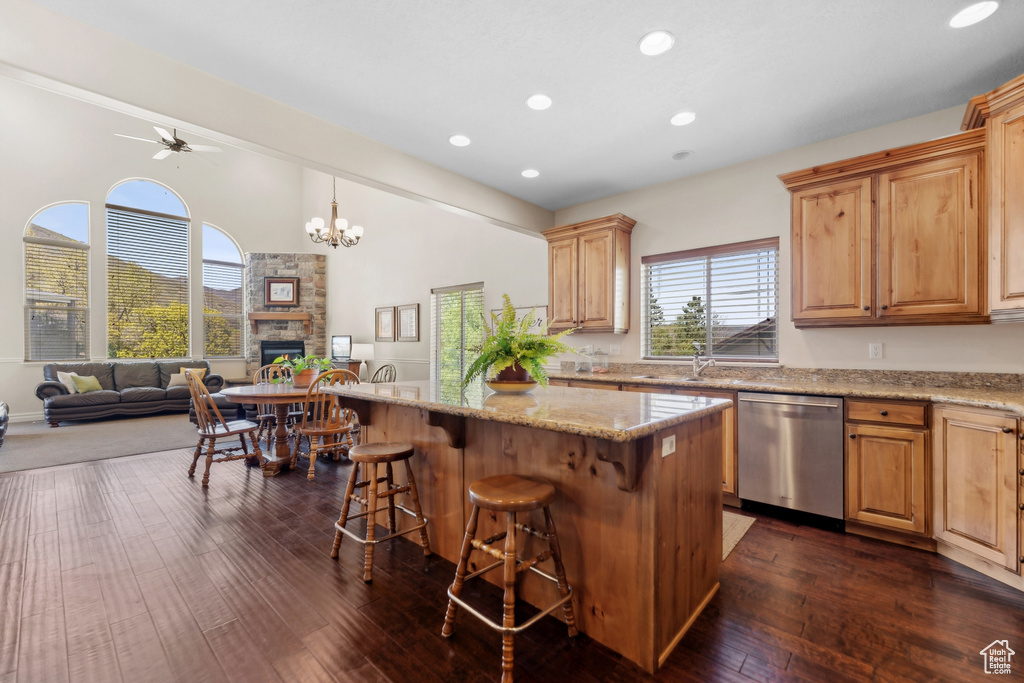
[846, 399, 927, 427]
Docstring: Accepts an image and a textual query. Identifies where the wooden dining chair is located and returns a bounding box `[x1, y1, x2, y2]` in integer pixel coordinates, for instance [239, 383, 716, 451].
[252, 363, 300, 447]
[291, 369, 360, 480]
[369, 363, 397, 383]
[186, 370, 264, 486]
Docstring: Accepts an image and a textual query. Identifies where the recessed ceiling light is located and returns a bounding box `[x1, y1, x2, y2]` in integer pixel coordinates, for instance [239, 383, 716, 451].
[449, 134, 471, 147]
[638, 30, 675, 56]
[521, 169, 540, 178]
[670, 111, 696, 126]
[526, 94, 552, 110]
[949, 1, 998, 27]
[671, 150, 693, 161]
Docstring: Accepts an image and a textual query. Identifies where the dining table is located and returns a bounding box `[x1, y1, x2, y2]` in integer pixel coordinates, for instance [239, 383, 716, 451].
[220, 382, 310, 476]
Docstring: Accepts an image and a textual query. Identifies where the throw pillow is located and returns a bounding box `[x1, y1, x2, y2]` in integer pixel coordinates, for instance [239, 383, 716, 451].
[182, 367, 206, 381]
[71, 374, 103, 393]
[56, 371, 79, 394]
[167, 372, 188, 388]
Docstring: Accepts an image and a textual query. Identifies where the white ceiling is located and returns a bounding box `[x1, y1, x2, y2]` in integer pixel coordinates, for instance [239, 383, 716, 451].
[27, 0, 1024, 211]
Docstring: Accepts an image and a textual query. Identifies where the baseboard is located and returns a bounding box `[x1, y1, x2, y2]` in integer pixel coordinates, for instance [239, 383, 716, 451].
[935, 541, 1024, 591]
[845, 521, 936, 552]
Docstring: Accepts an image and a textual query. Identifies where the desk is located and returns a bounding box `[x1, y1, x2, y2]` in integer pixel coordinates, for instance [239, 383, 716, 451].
[221, 383, 309, 476]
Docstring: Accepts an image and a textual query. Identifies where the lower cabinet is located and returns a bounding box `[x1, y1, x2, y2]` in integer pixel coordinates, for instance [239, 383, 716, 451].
[932, 405, 1018, 572]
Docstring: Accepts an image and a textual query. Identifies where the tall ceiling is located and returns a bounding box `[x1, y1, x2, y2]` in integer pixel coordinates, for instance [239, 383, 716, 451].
[27, 0, 1024, 211]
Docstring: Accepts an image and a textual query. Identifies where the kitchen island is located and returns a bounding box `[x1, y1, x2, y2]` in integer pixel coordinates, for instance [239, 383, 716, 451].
[324, 379, 729, 673]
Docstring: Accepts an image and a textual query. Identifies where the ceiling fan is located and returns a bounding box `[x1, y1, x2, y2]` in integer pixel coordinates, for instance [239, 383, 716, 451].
[115, 126, 222, 160]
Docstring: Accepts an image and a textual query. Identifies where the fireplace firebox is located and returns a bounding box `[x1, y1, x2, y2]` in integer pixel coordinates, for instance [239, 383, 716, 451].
[260, 340, 305, 367]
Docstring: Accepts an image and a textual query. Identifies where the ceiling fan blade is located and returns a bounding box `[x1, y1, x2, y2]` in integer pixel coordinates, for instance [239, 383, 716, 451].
[115, 133, 159, 144]
[153, 149, 174, 160]
[188, 145, 222, 153]
[153, 126, 175, 142]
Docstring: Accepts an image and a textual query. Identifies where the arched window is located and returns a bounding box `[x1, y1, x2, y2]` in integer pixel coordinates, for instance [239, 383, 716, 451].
[106, 180, 190, 358]
[24, 202, 90, 360]
[202, 224, 244, 357]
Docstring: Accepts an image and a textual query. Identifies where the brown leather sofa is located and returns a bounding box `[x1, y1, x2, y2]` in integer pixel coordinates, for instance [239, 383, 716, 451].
[35, 360, 233, 427]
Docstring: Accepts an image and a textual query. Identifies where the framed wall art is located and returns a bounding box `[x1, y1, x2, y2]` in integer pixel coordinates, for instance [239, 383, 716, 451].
[375, 306, 395, 341]
[264, 277, 299, 306]
[397, 303, 419, 342]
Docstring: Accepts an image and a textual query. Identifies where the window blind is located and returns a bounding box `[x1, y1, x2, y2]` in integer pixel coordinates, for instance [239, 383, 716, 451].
[430, 282, 485, 404]
[203, 259, 243, 357]
[106, 204, 190, 359]
[641, 238, 778, 360]
[24, 238, 89, 360]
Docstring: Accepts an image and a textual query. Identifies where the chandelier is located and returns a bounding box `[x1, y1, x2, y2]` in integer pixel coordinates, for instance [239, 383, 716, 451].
[305, 177, 364, 248]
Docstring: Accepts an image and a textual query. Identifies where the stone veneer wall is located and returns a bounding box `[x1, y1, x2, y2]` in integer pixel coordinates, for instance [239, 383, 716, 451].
[245, 253, 327, 378]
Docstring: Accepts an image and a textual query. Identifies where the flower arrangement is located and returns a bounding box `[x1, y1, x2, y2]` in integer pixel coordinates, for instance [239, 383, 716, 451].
[462, 294, 575, 388]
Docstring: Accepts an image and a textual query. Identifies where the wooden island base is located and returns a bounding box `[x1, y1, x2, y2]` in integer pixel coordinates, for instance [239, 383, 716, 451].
[342, 395, 723, 673]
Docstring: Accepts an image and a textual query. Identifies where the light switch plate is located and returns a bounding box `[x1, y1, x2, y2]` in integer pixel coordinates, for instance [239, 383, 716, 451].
[662, 434, 676, 457]
[609, 344, 621, 356]
[869, 342, 883, 360]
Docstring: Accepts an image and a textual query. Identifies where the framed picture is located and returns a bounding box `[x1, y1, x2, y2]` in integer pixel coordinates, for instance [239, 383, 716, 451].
[264, 277, 299, 306]
[375, 306, 395, 341]
[397, 303, 419, 342]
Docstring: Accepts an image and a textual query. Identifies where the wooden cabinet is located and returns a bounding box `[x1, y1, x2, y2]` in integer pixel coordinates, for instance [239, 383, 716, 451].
[845, 399, 929, 535]
[932, 405, 1018, 572]
[781, 131, 987, 327]
[543, 214, 634, 334]
[963, 72, 1024, 321]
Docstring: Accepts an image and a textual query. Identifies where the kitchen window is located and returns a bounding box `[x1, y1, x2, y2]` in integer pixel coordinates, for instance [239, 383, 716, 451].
[430, 282, 485, 404]
[641, 237, 778, 361]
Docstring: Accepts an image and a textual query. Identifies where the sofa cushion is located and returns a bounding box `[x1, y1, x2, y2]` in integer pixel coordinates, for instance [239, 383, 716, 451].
[113, 362, 160, 391]
[44, 363, 115, 391]
[158, 360, 210, 388]
[47, 390, 120, 408]
[166, 385, 191, 400]
[120, 387, 167, 403]
[71, 375, 103, 393]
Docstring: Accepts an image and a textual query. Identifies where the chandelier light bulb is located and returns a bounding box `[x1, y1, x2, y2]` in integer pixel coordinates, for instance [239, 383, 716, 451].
[351, 225, 364, 238]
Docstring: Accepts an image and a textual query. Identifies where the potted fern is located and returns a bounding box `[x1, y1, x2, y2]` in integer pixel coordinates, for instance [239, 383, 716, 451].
[462, 294, 575, 391]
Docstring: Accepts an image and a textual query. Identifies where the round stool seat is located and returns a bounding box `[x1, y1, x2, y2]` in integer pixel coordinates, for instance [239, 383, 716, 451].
[468, 474, 555, 512]
[348, 442, 414, 464]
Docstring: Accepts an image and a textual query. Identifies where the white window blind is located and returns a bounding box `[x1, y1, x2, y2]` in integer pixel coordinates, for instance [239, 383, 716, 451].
[107, 203, 190, 358]
[203, 259, 243, 357]
[24, 208, 90, 360]
[430, 282, 485, 404]
[641, 238, 778, 360]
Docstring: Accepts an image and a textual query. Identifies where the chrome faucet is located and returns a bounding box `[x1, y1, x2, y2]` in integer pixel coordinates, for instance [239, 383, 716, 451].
[692, 345, 716, 377]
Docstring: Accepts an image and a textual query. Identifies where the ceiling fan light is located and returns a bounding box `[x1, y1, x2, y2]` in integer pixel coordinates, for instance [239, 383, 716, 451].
[950, 1, 998, 27]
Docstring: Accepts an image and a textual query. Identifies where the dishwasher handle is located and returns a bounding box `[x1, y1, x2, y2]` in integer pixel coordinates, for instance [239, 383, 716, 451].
[738, 396, 842, 410]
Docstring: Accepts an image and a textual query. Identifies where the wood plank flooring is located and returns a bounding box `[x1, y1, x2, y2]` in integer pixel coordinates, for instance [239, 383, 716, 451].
[1, 447, 1023, 682]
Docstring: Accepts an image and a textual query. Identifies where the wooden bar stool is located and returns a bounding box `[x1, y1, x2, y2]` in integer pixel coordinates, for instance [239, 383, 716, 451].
[442, 474, 577, 683]
[330, 441, 431, 582]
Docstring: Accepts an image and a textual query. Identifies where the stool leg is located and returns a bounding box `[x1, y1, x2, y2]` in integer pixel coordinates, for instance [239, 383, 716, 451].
[384, 462, 397, 532]
[543, 506, 578, 637]
[331, 462, 360, 559]
[403, 459, 432, 556]
[362, 461, 379, 582]
[442, 505, 480, 638]
[501, 510, 517, 683]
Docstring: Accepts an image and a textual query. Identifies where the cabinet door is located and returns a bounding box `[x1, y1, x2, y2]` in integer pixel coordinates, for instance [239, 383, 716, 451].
[878, 154, 982, 318]
[672, 389, 737, 496]
[846, 423, 927, 534]
[548, 237, 577, 328]
[578, 230, 615, 329]
[791, 178, 873, 321]
[989, 107, 1024, 315]
[932, 406, 1017, 570]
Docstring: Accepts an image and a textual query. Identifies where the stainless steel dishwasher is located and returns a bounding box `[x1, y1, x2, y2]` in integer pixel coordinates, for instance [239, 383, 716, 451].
[736, 392, 844, 520]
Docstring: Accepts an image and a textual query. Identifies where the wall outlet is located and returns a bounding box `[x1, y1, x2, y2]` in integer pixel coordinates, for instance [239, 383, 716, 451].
[609, 344, 621, 356]
[869, 342, 883, 360]
[662, 434, 676, 457]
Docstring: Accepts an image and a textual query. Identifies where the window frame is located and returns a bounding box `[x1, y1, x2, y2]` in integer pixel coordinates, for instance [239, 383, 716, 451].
[640, 237, 779, 362]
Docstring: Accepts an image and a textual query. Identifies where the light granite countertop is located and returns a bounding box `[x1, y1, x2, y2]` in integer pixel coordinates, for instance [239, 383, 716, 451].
[549, 371, 1024, 415]
[323, 379, 731, 442]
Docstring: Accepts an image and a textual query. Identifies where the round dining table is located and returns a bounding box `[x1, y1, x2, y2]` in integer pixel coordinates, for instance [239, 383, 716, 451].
[220, 383, 310, 476]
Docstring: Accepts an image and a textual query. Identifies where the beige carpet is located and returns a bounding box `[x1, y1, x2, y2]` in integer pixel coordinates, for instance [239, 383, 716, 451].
[0, 413, 198, 473]
[723, 510, 755, 560]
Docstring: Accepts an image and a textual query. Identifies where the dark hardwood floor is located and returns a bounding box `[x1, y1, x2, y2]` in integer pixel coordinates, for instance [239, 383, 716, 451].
[1, 446, 1022, 682]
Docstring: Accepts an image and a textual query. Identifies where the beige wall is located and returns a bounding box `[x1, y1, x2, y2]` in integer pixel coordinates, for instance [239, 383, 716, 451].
[554, 107, 1024, 373]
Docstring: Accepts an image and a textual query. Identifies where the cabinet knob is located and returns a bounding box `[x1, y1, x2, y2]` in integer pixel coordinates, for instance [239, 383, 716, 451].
[849, 433, 856, 439]
[880, 304, 889, 310]
[862, 306, 870, 311]
[1020, 503, 1024, 511]
[1019, 468, 1024, 476]
[1002, 427, 1013, 434]
[880, 410, 888, 416]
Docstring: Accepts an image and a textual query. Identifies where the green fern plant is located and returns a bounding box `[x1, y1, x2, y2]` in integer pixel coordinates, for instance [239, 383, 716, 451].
[462, 294, 576, 388]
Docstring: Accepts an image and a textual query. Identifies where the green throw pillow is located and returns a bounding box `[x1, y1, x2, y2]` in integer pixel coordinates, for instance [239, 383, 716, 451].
[70, 374, 103, 393]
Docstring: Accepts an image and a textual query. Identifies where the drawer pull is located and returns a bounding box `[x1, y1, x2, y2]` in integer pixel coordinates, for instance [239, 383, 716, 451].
[1002, 427, 1013, 434]
[879, 410, 888, 416]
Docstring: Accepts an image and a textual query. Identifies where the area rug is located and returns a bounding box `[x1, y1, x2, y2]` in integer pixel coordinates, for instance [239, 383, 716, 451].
[0, 413, 198, 473]
[723, 510, 755, 560]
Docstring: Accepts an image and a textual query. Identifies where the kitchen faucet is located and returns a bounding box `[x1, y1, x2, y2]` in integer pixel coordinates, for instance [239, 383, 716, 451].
[692, 344, 716, 377]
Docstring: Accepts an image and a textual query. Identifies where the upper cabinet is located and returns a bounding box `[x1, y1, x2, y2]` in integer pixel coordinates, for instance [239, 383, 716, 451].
[543, 214, 634, 334]
[780, 130, 987, 328]
[963, 72, 1024, 322]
